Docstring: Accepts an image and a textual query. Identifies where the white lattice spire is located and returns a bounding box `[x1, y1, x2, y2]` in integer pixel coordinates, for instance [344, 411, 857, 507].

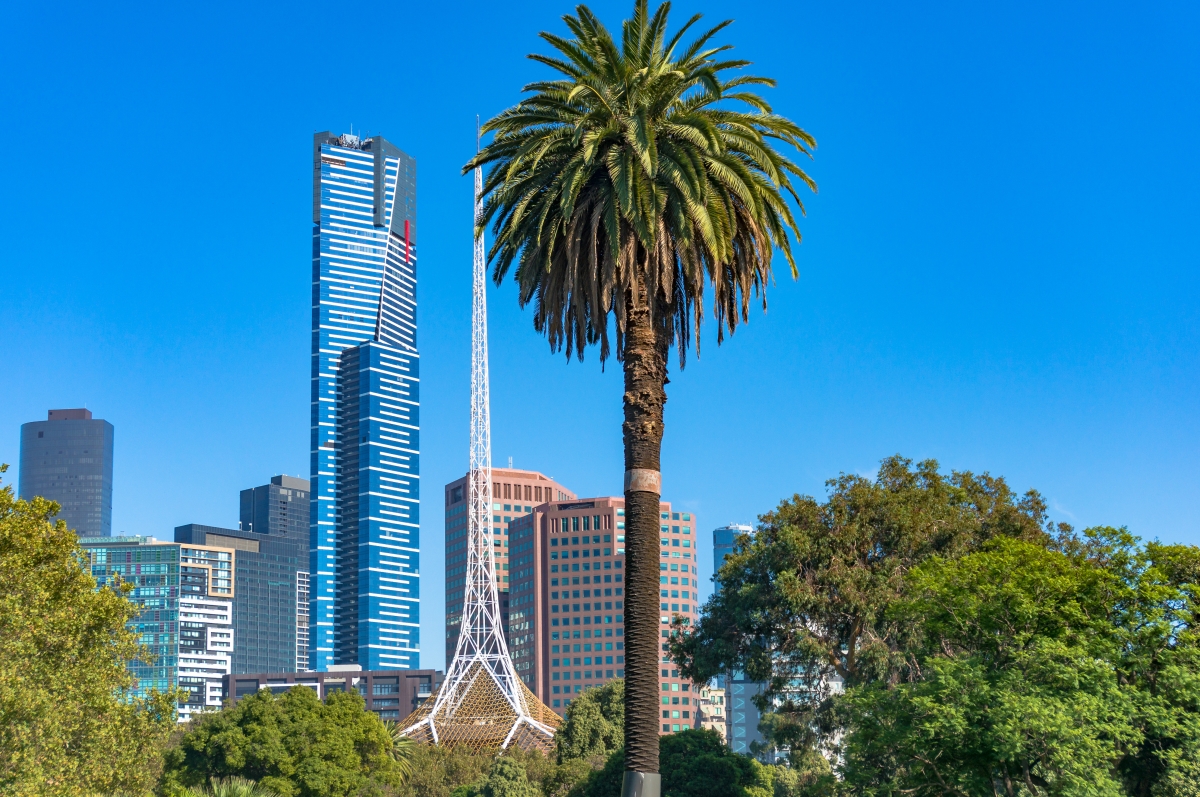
[399, 137, 558, 751]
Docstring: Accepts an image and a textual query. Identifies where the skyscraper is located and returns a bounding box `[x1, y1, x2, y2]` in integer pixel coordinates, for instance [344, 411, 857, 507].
[711, 523, 765, 755]
[80, 536, 235, 722]
[506, 496, 702, 734]
[311, 131, 420, 672]
[443, 468, 575, 665]
[712, 523, 753, 574]
[19, 408, 114, 536]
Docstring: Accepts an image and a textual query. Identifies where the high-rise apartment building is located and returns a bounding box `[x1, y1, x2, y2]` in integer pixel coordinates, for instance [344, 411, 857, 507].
[505, 496, 701, 734]
[175, 521, 303, 675]
[697, 684, 728, 742]
[79, 536, 235, 722]
[442, 468, 574, 665]
[712, 523, 766, 755]
[311, 131, 420, 672]
[19, 409, 114, 537]
[241, 474, 310, 671]
[296, 570, 311, 671]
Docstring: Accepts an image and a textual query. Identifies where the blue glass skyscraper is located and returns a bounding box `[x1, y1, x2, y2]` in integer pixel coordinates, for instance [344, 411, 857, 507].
[311, 132, 420, 672]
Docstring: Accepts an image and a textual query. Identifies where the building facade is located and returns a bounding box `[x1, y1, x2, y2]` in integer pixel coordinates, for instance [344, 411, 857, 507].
[80, 536, 235, 722]
[696, 684, 727, 742]
[504, 496, 701, 734]
[442, 468, 574, 665]
[712, 523, 765, 754]
[175, 516, 304, 675]
[224, 666, 443, 721]
[19, 408, 114, 537]
[310, 131, 420, 672]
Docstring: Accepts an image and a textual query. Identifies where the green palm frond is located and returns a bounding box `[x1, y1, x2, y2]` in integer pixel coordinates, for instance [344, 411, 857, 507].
[466, 0, 815, 364]
[384, 720, 417, 782]
[181, 777, 282, 797]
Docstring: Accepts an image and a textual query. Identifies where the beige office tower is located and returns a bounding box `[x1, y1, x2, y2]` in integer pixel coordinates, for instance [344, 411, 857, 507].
[443, 468, 575, 666]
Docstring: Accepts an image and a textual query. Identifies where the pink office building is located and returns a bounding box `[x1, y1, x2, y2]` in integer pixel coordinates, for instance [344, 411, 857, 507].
[443, 469, 575, 666]
[507, 496, 701, 734]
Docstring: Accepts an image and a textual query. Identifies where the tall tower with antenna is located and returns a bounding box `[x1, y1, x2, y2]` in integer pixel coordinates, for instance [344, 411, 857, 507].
[399, 135, 559, 752]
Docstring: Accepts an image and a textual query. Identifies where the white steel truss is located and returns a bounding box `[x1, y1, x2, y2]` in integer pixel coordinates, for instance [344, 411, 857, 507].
[399, 144, 558, 752]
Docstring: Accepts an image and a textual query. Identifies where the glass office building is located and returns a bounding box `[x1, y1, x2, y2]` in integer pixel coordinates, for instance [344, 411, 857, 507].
[80, 536, 235, 722]
[311, 131, 420, 672]
[19, 408, 114, 536]
[711, 524, 766, 755]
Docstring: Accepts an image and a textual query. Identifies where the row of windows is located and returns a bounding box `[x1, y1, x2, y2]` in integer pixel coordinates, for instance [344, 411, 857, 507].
[559, 515, 612, 532]
[551, 548, 612, 559]
[552, 535, 611, 546]
[551, 575, 619, 586]
[554, 588, 621, 598]
[554, 641, 621, 653]
[550, 629, 612, 640]
[551, 616, 621, 627]
[551, 562, 621, 573]
[552, 601, 622, 612]
[553, 658, 622, 674]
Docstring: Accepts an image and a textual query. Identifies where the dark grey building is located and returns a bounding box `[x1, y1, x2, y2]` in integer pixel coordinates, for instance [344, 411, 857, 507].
[19, 408, 114, 536]
[175, 476, 309, 674]
[223, 666, 442, 721]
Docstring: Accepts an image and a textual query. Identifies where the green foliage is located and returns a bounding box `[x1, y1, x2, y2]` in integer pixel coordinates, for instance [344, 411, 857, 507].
[160, 686, 404, 797]
[840, 538, 1137, 796]
[467, 0, 816, 364]
[180, 777, 282, 797]
[569, 730, 784, 797]
[457, 759, 540, 797]
[391, 744, 494, 797]
[384, 721, 418, 782]
[0, 464, 179, 796]
[673, 455, 1055, 750]
[555, 680, 625, 764]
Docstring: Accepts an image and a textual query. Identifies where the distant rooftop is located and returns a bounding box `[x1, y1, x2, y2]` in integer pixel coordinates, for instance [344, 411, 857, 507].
[272, 475, 309, 491]
[48, 408, 91, 421]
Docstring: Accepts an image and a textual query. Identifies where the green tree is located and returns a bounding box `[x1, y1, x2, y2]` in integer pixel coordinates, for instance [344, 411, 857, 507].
[673, 456, 1053, 752]
[569, 729, 778, 797]
[0, 464, 178, 796]
[1069, 530, 1200, 797]
[468, 1, 815, 786]
[840, 537, 1138, 796]
[392, 744, 494, 797]
[160, 686, 404, 797]
[384, 721, 418, 782]
[555, 680, 625, 764]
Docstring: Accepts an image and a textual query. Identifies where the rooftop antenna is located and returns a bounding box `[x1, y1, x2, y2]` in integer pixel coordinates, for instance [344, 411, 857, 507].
[399, 119, 559, 753]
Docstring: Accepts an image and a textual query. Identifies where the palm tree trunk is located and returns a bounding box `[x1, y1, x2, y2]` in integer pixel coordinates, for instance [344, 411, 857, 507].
[621, 283, 669, 797]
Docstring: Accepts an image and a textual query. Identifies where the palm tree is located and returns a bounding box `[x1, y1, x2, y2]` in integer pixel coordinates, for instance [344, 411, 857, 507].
[466, 2, 814, 793]
[383, 720, 417, 782]
[181, 777, 281, 797]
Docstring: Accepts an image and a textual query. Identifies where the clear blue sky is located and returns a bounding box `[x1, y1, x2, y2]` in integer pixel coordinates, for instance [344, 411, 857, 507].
[2, 1, 1196, 671]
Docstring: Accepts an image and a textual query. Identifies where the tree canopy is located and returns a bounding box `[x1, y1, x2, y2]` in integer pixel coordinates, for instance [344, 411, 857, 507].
[554, 679, 625, 764]
[160, 686, 406, 797]
[0, 464, 177, 796]
[672, 456, 1200, 796]
[672, 455, 1055, 749]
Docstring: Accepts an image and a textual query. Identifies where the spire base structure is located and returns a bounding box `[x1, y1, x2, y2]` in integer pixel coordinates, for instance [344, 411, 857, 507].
[399, 146, 559, 753]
